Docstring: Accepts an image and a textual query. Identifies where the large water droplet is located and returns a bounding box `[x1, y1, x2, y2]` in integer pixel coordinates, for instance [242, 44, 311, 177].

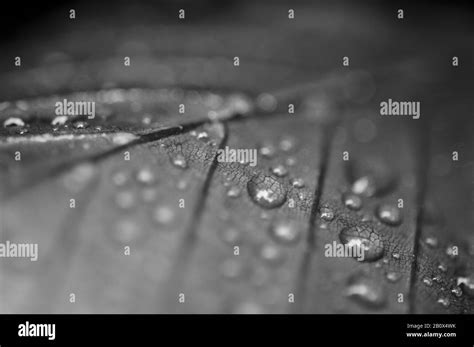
[339, 223, 384, 262]
[376, 204, 402, 226]
[346, 274, 387, 309]
[269, 221, 301, 245]
[247, 174, 287, 209]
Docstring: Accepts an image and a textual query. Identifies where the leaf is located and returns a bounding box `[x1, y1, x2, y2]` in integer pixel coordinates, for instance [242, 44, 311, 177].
[0, 1, 472, 314]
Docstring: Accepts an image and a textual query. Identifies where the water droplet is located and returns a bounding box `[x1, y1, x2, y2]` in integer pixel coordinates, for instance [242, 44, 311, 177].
[346, 274, 387, 309]
[376, 204, 402, 226]
[63, 163, 95, 192]
[319, 206, 335, 222]
[271, 164, 288, 177]
[176, 179, 188, 190]
[220, 258, 244, 280]
[424, 236, 439, 248]
[286, 156, 297, 166]
[112, 219, 142, 245]
[256, 93, 277, 112]
[3, 117, 25, 128]
[114, 190, 136, 209]
[136, 168, 155, 185]
[259, 243, 286, 266]
[290, 177, 305, 188]
[451, 287, 462, 297]
[259, 143, 276, 158]
[73, 121, 88, 129]
[226, 185, 241, 198]
[437, 263, 447, 273]
[392, 252, 401, 260]
[51, 115, 68, 126]
[219, 227, 241, 245]
[112, 171, 129, 187]
[386, 272, 402, 283]
[437, 297, 450, 308]
[196, 131, 209, 141]
[170, 153, 188, 169]
[247, 174, 287, 209]
[279, 136, 296, 152]
[446, 245, 458, 259]
[141, 187, 158, 203]
[422, 277, 433, 287]
[342, 193, 362, 211]
[339, 223, 384, 262]
[152, 206, 175, 225]
[351, 176, 376, 197]
[269, 221, 301, 245]
[432, 275, 442, 283]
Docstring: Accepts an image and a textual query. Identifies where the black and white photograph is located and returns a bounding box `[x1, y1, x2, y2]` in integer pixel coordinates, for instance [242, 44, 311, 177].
[0, 0, 473, 344]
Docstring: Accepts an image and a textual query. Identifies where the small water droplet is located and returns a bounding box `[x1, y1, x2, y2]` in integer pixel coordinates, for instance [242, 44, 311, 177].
[256, 93, 277, 112]
[73, 121, 88, 129]
[437, 297, 450, 308]
[432, 275, 442, 283]
[63, 163, 96, 192]
[197, 131, 209, 141]
[136, 168, 155, 185]
[290, 177, 305, 188]
[376, 204, 402, 226]
[259, 144, 276, 158]
[112, 171, 129, 187]
[112, 133, 137, 145]
[351, 176, 376, 197]
[152, 206, 175, 225]
[141, 187, 158, 203]
[424, 236, 439, 248]
[279, 136, 296, 152]
[220, 258, 244, 280]
[386, 272, 402, 283]
[3, 117, 25, 128]
[51, 115, 68, 126]
[247, 174, 287, 209]
[176, 178, 188, 190]
[170, 153, 188, 169]
[269, 221, 301, 245]
[226, 185, 241, 198]
[423, 277, 433, 287]
[271, 164, 288, 177]
[451, 286, 462, 297]
[346, 274, 387, 309]
[259, 243, 286, 265]
[112, 219, 142, 245]
[114, 190, 136, 209]
[319, 206, 335, 222]
[342, 193, 362, 211]
[286, 156, 297, 166]
[339, 223, 384, 262]
[437, 263, 448, 273]
[234, 301, 264, 314]
[392, 252, 401, 260]
[219, 227, 241, 245]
